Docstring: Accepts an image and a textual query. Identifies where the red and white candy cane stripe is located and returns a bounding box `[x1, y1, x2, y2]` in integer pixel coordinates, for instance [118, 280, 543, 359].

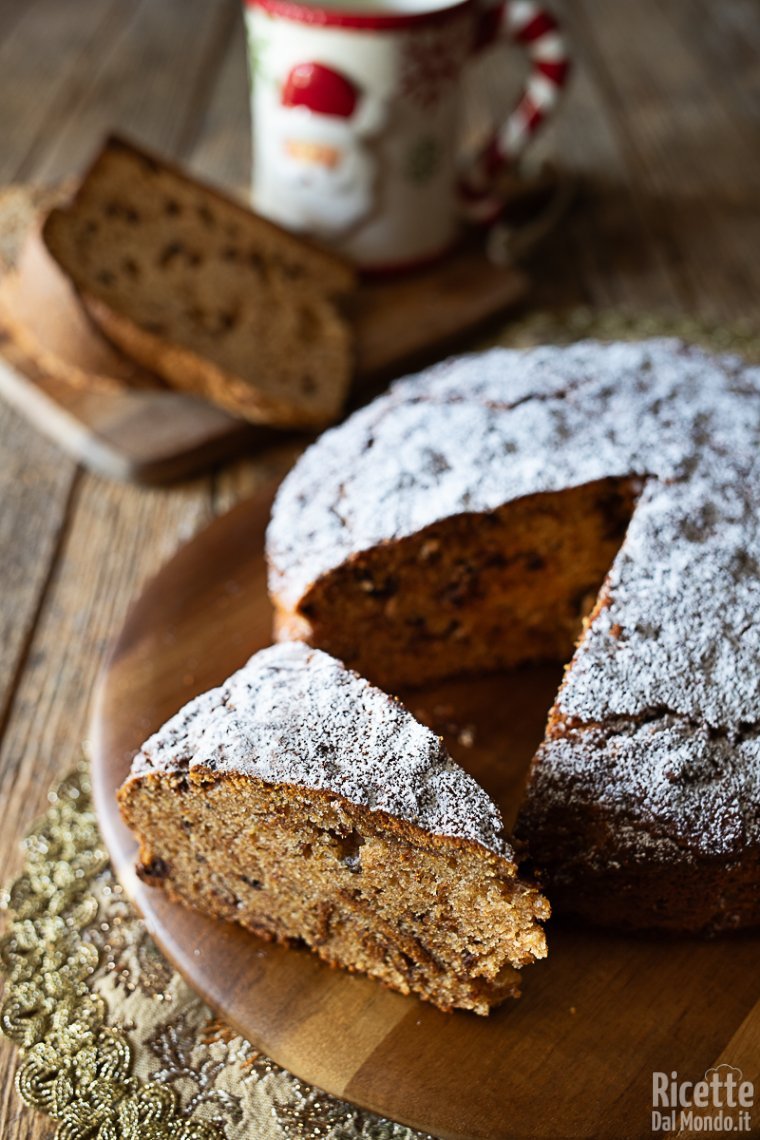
[503, 2, 569, 157]
[460, 0, 571, 222]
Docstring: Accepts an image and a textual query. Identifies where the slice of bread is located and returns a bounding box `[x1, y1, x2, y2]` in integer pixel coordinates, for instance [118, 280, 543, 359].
[42, 136, 357, 429]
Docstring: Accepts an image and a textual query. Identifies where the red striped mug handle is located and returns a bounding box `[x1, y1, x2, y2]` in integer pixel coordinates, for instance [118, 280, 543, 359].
[460, 0, 572, 223]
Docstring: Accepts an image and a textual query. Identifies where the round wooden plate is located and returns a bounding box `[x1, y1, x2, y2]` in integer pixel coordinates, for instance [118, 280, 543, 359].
[91, 482, 760, 1140]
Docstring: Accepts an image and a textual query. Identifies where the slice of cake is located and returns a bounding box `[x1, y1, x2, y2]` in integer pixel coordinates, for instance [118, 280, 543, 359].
[118, 642, 549, 1014]
[43, 135, 356, 428]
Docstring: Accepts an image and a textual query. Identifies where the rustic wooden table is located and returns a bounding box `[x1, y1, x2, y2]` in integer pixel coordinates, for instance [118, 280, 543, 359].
[0, 1, 758, 1136]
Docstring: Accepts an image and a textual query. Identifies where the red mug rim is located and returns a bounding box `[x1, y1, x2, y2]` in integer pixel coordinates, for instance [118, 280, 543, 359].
[246, 0, 473, 31]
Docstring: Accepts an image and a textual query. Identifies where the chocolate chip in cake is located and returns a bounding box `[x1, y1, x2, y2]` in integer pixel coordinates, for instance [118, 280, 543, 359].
[240, 874, 263, 890]
[137, 856, 169, 881]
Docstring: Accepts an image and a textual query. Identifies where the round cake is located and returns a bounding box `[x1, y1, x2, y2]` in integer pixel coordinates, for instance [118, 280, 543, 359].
[267, 339, 760, 933]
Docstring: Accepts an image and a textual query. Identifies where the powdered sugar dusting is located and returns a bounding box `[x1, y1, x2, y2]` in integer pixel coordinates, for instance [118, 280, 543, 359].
[558, 466, 760, 727]
[526, 717, 760, 861]
[132, 642, 512, 859]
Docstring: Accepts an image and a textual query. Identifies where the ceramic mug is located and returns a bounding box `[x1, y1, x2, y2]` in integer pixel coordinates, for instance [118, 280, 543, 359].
[244, 0, 570, 270]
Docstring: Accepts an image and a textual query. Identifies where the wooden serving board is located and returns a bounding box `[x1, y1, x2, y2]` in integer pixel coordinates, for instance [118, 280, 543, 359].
[0, 188, 528, 484]
[89, 483, 760, 1140]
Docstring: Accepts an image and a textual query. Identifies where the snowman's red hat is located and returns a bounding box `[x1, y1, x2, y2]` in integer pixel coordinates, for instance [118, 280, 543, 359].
[282, 62, 359, 119]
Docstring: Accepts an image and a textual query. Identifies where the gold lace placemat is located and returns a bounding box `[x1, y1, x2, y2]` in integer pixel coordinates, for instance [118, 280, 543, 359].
[2, 310, 759, 1140]
[0, 766, 426, 1140]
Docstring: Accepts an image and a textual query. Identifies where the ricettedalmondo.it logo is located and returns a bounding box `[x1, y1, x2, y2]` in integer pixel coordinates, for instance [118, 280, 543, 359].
[652, 1065, 754, 1133]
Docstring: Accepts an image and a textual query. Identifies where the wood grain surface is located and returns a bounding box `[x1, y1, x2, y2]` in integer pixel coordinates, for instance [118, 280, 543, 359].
[90, 483, 760, 1140]
[0, 2, 759, 1137]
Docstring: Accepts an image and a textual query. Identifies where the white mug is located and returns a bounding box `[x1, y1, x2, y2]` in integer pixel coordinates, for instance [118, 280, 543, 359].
[244, 0, 570, 271]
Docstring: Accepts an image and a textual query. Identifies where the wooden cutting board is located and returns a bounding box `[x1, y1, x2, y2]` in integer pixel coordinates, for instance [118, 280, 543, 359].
[89, 482, 760, 1140]
[0, 188, 528, 484]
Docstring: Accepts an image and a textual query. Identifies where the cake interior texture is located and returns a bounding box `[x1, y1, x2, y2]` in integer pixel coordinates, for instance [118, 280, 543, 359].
[42, 137, 355, 426]
[276, 476, 639, 690]
[119, 769, 549, 1015]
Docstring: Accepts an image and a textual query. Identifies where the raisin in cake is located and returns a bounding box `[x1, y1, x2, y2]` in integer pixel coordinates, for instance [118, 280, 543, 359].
[43, 136, 356, 429]
[267, 339, 760, 932]
[119, 642, 549, 1014]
